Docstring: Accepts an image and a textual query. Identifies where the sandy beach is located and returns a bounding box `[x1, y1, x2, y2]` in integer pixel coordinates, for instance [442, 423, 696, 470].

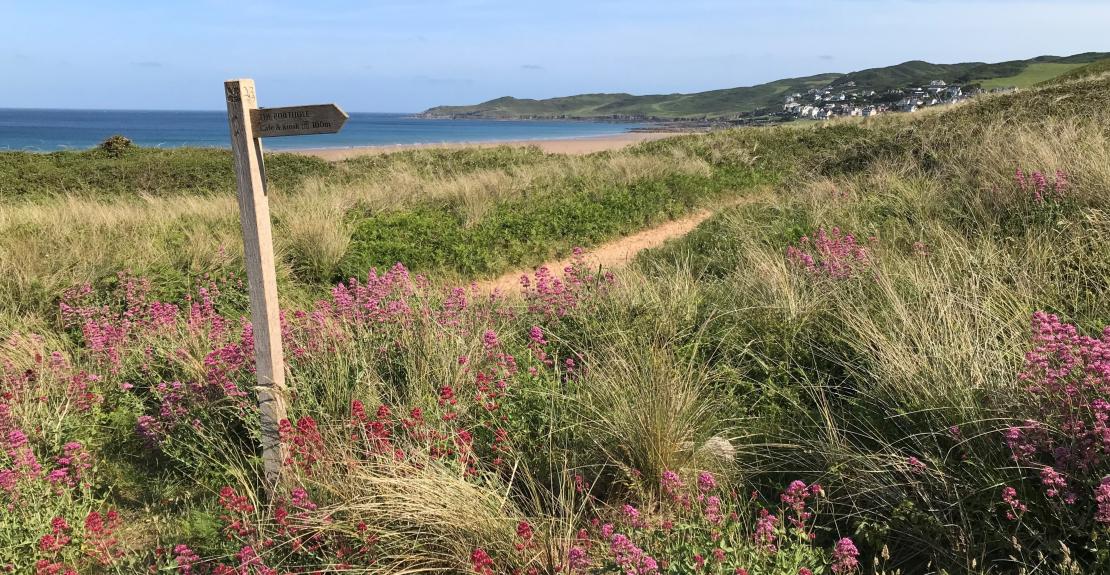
[289, 131, 678, 160]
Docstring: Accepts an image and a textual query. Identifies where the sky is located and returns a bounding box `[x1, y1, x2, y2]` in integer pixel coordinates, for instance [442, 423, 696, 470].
[2, 0, 1108, 112]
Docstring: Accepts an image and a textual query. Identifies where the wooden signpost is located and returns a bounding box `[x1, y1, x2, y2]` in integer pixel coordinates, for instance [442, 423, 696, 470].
[224, 79, 347, 490]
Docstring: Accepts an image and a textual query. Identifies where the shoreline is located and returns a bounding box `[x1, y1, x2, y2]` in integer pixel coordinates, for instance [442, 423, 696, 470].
[288, 131, 681, 160]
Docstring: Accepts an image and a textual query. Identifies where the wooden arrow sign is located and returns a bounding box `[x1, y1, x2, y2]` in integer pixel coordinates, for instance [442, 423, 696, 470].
[250, 104, 348, 137]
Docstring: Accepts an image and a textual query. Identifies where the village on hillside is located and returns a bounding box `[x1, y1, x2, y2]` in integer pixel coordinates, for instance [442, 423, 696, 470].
[781, 80, 1013, 121]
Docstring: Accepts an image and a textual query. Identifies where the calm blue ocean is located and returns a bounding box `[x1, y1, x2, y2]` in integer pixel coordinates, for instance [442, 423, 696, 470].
[0, 109, 646, 152]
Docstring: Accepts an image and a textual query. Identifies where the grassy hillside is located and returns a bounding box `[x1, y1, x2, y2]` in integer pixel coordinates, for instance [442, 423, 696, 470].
[973, 62, 1087, 89]
[1039, 56, 1110, 85]
[423, 73, 841, 119]
[424, 52, 1109, 119]
[4, 75, 1110, 573]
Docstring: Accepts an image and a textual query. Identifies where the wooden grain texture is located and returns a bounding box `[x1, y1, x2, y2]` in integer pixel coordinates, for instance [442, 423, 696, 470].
[224, 78, 290, 490]
[251, 104, 348, 137]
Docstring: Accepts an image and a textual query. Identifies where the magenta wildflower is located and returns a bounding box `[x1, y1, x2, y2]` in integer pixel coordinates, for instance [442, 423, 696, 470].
[470, 547, 494, 575]
[1001, 486, 1028, 521]
[754, 509, 778, 553]
[697, 471, 717, 492]
[567, 546, 590, 572]
[787, 227, 872, 279]
[705, 495, 724, 525]
[1095, 477, 1110, 524]
[831, 537, 860, 574]
[173, 544, 201, 574]
[528, 325, 547, 345]
[780, 480, 811, 514]
[1040, 466, 1068, 499]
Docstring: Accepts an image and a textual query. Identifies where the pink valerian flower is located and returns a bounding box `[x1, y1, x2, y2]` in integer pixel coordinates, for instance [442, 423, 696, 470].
[623, 504, 645, 528]
[33, 559, 77, 575]
[233, 545, 278, 575]
[173, 544, 202, 574]
[1031, 171, 1048, 203]
[279, 416, 325, 474]
[482, 330, 500, 350]
[567, 546, 591, 572]
[1040, 466, 1070, 499]
[528, 325, 547, 345]
[470, 547, 495, 575]
[515, 521, 535, 551]
[521, 249, 614, 318]
[1016, 312, 1110, 472]
[38, 517, 72, 553]
[85, 509, 123, 565]
[1017, 167, 1069, 204]
[608, 532, 659, 574]
[661, 470, 683, 494]
[907, 456, 926, 474]
[1055, 169, 1069, 195]
[704, 495, 724, 525]
[799, 569, 814, 575]
[218, 486, 255, 538]
[712, 548, 726, 562]
[1001, 486, 1028, 521]
[48, 442, 93, 488]
[780, 480, 811, 514]
[6, 428, 42, 476]
[786, 227, 873, 279]
[693, 553, 705, 569]
[697, 471, 717, 493]
[754, 509, 778, 553]
[290, 487, 318, 511]
[831, 538, 860, 574]
[1004, 421, 1043, 463]
[1095, 477, 1110, 524]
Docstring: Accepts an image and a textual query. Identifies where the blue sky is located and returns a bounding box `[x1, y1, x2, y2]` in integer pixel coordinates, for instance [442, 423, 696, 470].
[2, 0, 1107, 112]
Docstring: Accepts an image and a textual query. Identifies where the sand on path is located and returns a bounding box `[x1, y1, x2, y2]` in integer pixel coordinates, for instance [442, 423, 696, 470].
[476, 195, 757, 295]
[290, 132, 678, 161]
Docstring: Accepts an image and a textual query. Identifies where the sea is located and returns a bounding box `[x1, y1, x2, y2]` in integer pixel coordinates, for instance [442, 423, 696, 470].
[0, 109, 646, 152]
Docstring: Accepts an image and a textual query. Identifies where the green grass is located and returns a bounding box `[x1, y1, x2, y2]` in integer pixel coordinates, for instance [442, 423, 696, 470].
[0, 146, 333, 198]
[1039, 57, 1110, 85]
[339, 166, 765, 278]
[972, 62, 1088, 89]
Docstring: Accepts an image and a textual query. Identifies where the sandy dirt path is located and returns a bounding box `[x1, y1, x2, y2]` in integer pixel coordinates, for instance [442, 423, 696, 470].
[291, 132, 679, 161]
[477, 194, 756, 295]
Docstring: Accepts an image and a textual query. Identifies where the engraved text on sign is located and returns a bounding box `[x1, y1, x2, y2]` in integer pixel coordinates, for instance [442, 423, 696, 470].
[250, 104, 349, 137]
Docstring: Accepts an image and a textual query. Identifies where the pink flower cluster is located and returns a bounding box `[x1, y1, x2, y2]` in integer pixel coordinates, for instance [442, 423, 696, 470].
[1015, 168, 1068, 204]
[786, 227, 874, 279]
[520, 248, 614, 318]
[1004, 311, 1110, 523]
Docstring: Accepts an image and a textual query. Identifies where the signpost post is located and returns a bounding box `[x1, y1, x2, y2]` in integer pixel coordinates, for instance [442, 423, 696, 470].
[223, 79, 347, 491]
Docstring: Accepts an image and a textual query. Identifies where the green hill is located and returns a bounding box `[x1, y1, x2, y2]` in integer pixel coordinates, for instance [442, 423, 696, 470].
[422, 52, 1108, 120]
[1038, 56, 1110, 85]
[422, 73, 842, 120]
